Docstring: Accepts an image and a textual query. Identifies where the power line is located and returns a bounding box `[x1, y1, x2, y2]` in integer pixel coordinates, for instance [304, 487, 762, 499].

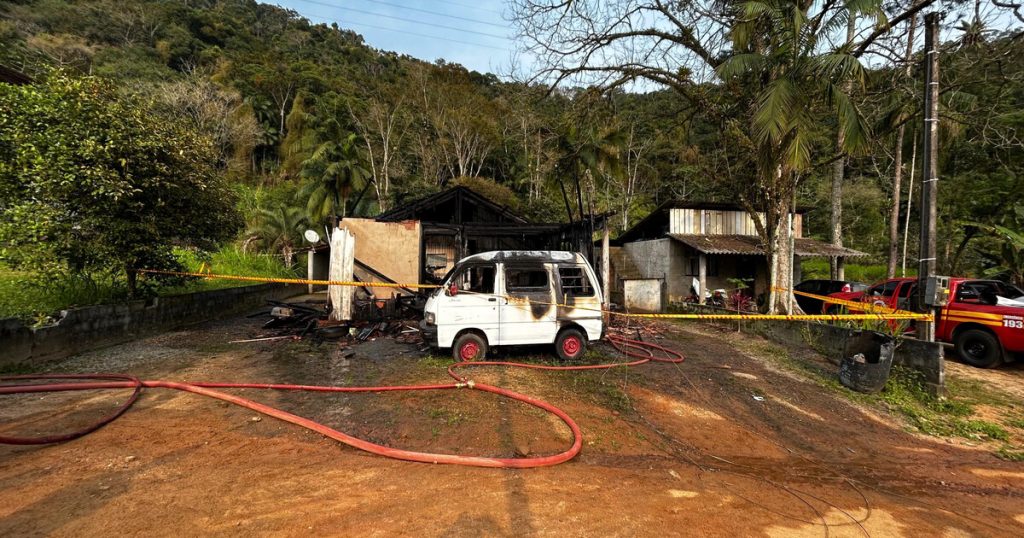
[358, 0, 504, 24]
[289, 0, 509, 39]
[294, 0, 506, 29]
[302, 11, 508, 51]
[419, 0, 503, 15]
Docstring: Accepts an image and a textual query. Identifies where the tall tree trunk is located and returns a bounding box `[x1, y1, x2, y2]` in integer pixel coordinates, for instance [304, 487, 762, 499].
[830, 14, 857, 281]
[573, 166, 585, 222]
[830, 145, 846, 281]
[888, 126, 906, 278]
[559, 177, 575, 224]
[887, 13, 919, 278]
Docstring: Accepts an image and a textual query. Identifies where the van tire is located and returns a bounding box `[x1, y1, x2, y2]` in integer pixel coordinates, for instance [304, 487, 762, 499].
[555, 329, 587, 361]
[453, 333, 487, 362]
[954, 329, 1003, 369]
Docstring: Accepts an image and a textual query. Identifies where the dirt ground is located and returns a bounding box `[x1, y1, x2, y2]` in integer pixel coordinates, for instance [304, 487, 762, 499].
[2, 309, 1023, 537]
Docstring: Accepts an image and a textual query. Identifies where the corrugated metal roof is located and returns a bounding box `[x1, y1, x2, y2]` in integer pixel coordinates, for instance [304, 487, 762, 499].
[667, 234, 867, 258]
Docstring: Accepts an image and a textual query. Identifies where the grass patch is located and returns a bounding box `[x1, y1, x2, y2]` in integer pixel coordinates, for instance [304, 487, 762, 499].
[566, 370, 632, 414]
[160, 246, 299, 294]
[417, 353, 453, 369]
[0, 246, 297, 322]
[801, 258, 917, 284]
[426, 407, 468, 427]
[737, 331, 1018, 446]
[0, 268, 127, 323]
[996, 447, 1024, 462]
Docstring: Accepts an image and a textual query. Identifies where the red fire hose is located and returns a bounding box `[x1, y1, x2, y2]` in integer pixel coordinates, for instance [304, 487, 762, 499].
[0, 335, 681, 468]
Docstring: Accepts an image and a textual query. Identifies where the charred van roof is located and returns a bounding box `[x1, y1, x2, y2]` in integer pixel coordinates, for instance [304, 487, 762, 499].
[457, 250, 585, 264]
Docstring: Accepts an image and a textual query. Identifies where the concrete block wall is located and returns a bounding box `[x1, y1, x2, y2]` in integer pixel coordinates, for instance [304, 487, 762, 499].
[0, 283, 303, 368]
[623, 239, 687, 303]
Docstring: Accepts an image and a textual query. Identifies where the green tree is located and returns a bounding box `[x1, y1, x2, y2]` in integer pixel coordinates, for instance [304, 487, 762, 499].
[245, 203, 309, 268]
[297, 132, 371, 223]
[715, 0, 875, 312]
[977, 223, 1024, 288]
[552, 122, 624, 223]
[0, 72, 242, 294]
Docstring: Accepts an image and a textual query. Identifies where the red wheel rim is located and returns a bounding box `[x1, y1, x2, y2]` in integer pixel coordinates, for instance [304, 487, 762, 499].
[460, 341, 480, 361]
[562, 336, 581, 357]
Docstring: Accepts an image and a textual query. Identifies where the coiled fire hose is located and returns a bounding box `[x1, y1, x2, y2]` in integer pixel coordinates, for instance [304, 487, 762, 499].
[0, 335, 682, 468]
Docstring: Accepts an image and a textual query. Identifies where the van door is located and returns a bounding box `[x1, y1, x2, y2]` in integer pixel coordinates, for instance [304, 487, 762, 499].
[555, 264, 604, 340]
[439, 263, 499, 347]
[498, 262, 558, 345]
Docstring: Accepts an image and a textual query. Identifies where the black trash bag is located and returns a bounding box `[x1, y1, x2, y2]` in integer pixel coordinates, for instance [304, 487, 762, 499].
[838, 330, 895, 393]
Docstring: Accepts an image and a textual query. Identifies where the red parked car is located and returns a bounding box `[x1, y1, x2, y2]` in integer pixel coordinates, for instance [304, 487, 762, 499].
[824, 278, 1024, 368]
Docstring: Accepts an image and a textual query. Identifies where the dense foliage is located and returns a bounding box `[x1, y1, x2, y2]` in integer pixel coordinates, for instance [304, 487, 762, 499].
[0, 0, 1021, 291]
[0, 72, 242, 292]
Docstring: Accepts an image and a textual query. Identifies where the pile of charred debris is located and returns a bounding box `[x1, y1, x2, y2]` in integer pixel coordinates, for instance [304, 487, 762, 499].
[234, 297, 426, 348]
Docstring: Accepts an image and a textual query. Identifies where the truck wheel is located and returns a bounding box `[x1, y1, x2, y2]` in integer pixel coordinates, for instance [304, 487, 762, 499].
[453, 333, 487, 362]
[555, 329, 587, 361]
[954, 329, 1003, 368]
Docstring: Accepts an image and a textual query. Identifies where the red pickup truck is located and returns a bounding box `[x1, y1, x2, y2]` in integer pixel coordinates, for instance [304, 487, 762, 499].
[825, 277, 1024, 368]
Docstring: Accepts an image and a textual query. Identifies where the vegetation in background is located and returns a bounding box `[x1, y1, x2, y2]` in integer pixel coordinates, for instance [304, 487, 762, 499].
[0, 72, 242, 296]
[801, 258, 917, 284]
[0, 0, 1021, 312]
[160, 246, 299, 295]
[0, 247, 296, 322]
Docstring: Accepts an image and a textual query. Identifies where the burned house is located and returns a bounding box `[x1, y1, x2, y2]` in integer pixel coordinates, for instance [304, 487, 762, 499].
[609, 201, 866, 311]
[375, 186, 587, 282]
[308, 186, 604, 295]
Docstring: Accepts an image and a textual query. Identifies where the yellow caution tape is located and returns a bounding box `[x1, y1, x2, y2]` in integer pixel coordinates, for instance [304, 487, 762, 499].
[138, 269, 932, 321]
[773, 286, 911, 315]
[136, 269, 441, 290]
[475, 291, 933, 322]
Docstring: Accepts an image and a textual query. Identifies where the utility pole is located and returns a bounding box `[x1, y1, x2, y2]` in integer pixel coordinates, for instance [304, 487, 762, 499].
[917, 12, 941, 342]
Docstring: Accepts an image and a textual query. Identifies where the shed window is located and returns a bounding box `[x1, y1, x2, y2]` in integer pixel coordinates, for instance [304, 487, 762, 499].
[558, 267, 594, 297]
[506, 266, 548, 292]
[686, 257, 719, 277]
[426, 253, 448, 271]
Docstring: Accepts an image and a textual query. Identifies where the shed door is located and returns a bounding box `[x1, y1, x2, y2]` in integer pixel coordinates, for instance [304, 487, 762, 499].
[498, 263, 558, 345]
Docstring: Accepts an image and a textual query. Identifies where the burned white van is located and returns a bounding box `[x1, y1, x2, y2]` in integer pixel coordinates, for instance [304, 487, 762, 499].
[420, 251, 604, 361]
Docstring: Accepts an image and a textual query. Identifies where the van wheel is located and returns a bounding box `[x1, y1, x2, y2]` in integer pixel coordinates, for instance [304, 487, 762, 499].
[453, 333, 487, 362]
[555, 329, 587, 361]
[954, 329, 1003, 368]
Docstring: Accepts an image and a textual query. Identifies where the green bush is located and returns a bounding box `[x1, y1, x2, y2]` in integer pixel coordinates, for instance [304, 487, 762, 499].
[158, 246, 300, 294]
[801, 259, 917, 284]
[0, 247, 298, 321]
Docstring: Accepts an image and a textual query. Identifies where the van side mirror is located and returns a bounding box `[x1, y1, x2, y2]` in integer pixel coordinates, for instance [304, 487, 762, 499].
[447, 283, 459, 297]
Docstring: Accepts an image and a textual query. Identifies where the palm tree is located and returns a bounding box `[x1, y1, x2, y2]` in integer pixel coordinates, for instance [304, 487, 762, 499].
[715, 0, 879, 312]
[245, 203, 309, 268]
[553, 123, 625, 223]
[297, 132, 371, 225]
[980, 225, 1024, 287]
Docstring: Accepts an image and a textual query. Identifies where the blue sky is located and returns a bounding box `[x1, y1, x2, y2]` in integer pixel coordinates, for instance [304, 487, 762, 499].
[268, 0, 515, 75]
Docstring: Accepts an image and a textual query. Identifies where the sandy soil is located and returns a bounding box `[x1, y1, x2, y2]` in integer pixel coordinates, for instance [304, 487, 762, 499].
[1, 313, 1023, 537]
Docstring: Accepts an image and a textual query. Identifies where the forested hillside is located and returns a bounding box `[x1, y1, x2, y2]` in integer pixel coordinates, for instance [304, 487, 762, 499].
[1, 0, 1022, 295]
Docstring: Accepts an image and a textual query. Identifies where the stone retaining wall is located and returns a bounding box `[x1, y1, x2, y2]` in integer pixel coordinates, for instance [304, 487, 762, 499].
[0, 283, 304, 368]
